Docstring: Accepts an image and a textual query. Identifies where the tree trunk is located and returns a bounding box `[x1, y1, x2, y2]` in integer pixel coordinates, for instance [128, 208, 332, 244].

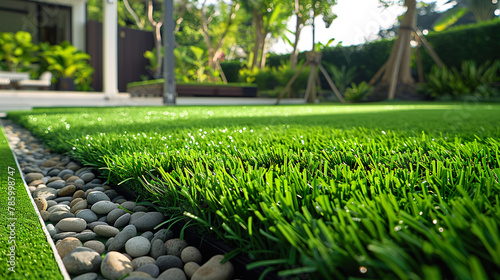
[376, 0, 417, 99]
[290, 15, 303, 69]
[252, 8, 264, 69]
[260, 35, 269, 69]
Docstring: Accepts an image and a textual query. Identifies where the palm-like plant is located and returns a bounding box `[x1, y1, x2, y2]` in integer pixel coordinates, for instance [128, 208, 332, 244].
[433, 0, 500, 31]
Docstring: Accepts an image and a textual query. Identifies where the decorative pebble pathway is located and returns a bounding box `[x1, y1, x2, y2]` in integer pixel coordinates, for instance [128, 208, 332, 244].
[2, 119, 236, 280]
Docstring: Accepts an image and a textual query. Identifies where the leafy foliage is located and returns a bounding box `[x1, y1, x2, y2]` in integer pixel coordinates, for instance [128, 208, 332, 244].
[326, 64, 357, 94]
[418, 60, 500, 98]
[39, 41, 94, 91]
[344, 81, 374, 102]
[0, 31, 39, 72]
[8, 104, 500, 279]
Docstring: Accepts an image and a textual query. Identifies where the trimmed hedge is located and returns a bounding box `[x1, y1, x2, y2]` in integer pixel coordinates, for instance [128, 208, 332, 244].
[266, 19, 500, 84]
[220, 62, 242, 83]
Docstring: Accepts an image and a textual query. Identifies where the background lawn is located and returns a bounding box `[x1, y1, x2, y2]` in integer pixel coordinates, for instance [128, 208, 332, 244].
[8, 102, 500, 279]
[0, 124, 64, 280]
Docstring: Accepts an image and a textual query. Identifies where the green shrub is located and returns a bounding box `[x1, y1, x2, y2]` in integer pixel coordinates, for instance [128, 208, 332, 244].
[238, 61, 309, 95]
[344, 81, 374, 102]
[0, 31, 39, 72]
[418, 60, 500, 98]
[326, 64, 357, 94]
[220, 62, 242, 83]
[39, 41, 94, 91]
[268, 19, 500, 86]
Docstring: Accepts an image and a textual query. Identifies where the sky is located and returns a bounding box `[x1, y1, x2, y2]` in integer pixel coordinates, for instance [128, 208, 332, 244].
[270, 0, 453, 54]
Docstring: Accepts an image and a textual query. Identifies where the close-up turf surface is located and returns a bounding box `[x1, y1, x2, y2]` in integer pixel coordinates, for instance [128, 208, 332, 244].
[7, 102, 500, 279]
[0, 123, 64, 280]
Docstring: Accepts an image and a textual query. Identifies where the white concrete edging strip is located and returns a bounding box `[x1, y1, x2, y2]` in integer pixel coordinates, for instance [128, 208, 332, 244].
[1, 123, 71, 280]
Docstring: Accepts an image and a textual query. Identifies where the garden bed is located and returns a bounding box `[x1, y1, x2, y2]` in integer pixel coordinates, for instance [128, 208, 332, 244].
[7, 103, 500, 279]
[127, 80, 258, 98]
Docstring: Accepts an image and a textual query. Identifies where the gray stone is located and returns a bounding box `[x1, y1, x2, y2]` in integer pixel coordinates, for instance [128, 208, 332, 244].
[62, 247, 101, 275]
[125, 236, 151, 257]
[184, 262, 200, 279]
[123, 272, 154, 279]
[71, 200, 89, 214]
[46, 223, 59, 237]
[57, 217, 87, 232]
[94, 225, 119, 237]
[151, 229, 173, 245]
[136, 264, 160, 278]
[114, 213, 131, 228]
[24, 172, 44, 184]
[131, 256, 156, 270]
[48, 204, 70, 214]
[104, 189, 119, 200]
[81, 172, 96, 183]
[113, 197, 127, 204]
[83, 183, 101, 192]
[84, 240, 105, 255]
[129, 212, 146, 224]
[58, 169, 75, 178]
[48, 168, 61, 177]
[157, 268, 186, 280]
[181, 246, 202, 264]
[74, 179, 85, 189]
[133, 206, 148, 212]
[33, 187, 58, 200]
[100, 251, 133, 280]
[130, 212, 165, 232]
[108, 225, 137, 251]
[56, 237, 83, 259]
[91, 178, 103, 184]
[191, 255, 233, 280]
[59, 201, 70, 206]
[87, 191, 110, 205]
[70, 197, 84, 208]
[76, 231, 98, 243]
[53, 232, 78, 240]
[105, 237, 115, 250]
[98, 216, 108, 222]
[49, 211, 75, 223]
[155, 255, 183, 272]
[164, 239, 188, 258]
[46, 200, 58, 208]
[106, 208, 127, 224]
[150, 239, 166, 259]
[54, 196, 73, 203]
[91, 201, 118, 215]
[72, 272, 99, 280]
[76, 209, 98, 223]
[141, 231, 154, 241]
[58, 185, 76, 196]
[87, 221, 108, 230]
[47, 179, 66, 189]
[120, 201, 136, 211]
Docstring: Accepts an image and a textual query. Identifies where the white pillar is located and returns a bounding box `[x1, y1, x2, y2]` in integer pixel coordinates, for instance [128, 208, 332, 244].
[71, 0, 87, 51]
[103, 0, 119, 97]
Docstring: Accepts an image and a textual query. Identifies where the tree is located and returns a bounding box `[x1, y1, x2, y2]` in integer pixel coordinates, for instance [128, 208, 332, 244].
[240, 0, 291, 69]
[283, 0, 337, 69]
[433, 0, 500, 31]
[200, 0, 240, 82]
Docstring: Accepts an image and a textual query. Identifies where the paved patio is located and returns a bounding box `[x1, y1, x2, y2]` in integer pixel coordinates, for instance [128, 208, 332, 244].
[0, 90, 306, 113]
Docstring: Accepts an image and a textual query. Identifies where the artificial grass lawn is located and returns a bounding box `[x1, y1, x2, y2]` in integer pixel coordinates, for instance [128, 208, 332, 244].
[0, 123, 64, 280]
[8, 103, 500, 279]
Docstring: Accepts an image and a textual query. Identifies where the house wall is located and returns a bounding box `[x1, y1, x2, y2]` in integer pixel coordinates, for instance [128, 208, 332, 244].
[0, 0, 87, 51]
[87, 21, 154, 92]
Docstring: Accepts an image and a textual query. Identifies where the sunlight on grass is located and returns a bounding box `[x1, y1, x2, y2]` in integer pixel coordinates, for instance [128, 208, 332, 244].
[8, 103, 500, 279]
